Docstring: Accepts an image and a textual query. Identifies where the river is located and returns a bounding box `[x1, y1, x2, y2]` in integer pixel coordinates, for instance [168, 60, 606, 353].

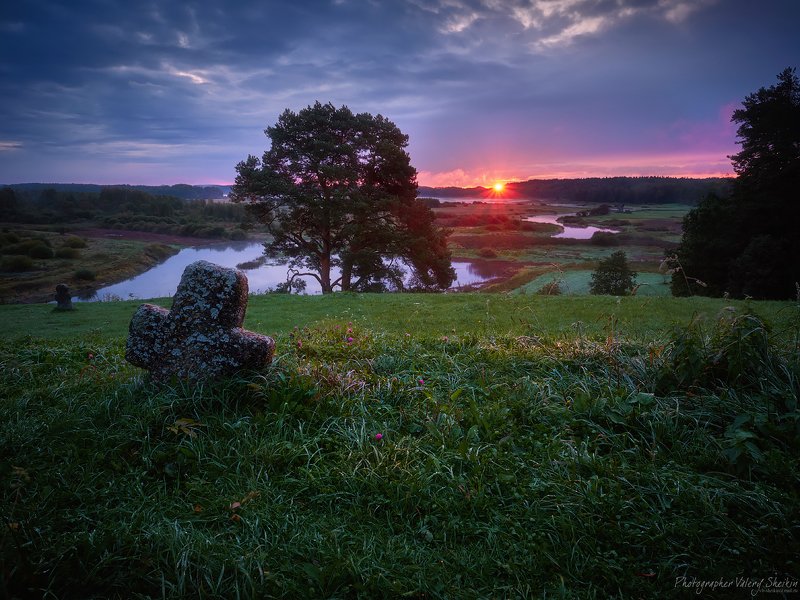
[82, 241, 506, 301]
[524, 214, 618, 239]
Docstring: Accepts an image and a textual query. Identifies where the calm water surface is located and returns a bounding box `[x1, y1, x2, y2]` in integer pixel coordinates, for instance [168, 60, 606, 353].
[83, 242, 504, 301]
[524, 214, 618, 239]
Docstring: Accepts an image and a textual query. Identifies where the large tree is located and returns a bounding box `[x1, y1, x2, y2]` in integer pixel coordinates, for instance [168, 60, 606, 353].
[672, 68, 800, 299]
[231, 102, 455, 294]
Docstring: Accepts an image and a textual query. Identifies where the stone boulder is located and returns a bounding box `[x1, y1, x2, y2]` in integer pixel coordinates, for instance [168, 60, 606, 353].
[126, 260, 274, 380]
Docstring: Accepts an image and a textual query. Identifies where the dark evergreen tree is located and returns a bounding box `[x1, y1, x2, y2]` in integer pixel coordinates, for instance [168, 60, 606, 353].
[231, 102, 455, 293]
[672, 68, 800, 299]
[590, 250, 637, 296]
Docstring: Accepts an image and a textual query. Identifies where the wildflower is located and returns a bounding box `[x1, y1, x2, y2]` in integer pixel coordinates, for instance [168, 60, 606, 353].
[374, 433, 383, 441]
[88, 353, 94, 360]
[418, 378, 424, 386]
[347, 327, 353, 334]
[347, 336, 354, 344]
[442, 336, 448, 342]
[297, 340, 302, 349]
[405, 333, 410, 337]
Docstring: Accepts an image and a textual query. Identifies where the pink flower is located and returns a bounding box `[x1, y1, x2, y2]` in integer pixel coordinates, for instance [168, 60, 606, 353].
[418, 378, 424, 385]
[442, 336, 448, 342]
[347, 336, 354, 344]
[374, 433, 383, 441]
[347, 327, 353, 334]
[297, 340, 302, 348]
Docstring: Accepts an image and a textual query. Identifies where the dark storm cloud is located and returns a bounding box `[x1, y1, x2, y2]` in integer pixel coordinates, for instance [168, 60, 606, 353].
[0, 0, 797, 184]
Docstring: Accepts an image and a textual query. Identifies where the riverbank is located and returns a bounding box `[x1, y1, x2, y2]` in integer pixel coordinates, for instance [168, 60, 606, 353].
[1, 201, 691, 303]
[0, 228, 273, 303]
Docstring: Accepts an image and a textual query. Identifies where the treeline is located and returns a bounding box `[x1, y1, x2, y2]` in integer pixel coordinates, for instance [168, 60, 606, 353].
[0, 186, 252, 239]
[4, 182, 229, 200]
[419, 176, 733, 205]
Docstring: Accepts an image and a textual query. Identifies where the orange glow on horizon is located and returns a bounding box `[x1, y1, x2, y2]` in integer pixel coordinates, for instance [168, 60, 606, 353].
[417, 169, 736, 188]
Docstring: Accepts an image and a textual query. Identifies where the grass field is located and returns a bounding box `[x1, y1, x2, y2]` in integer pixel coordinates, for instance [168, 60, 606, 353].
[2, 294, 799, 598]
[518, 271, 672, 296]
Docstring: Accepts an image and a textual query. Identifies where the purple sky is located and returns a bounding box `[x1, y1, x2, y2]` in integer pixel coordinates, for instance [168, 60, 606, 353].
[0, 0, 797, 187]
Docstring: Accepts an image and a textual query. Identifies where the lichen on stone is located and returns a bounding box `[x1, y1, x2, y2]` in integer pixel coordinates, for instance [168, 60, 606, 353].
[125, 260, 275, 381]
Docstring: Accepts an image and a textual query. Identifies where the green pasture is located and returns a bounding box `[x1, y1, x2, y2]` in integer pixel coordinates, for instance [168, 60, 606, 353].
[517, 271, 672, 296]
[1, 294, 798, 598]
[1, 293, 796, 343]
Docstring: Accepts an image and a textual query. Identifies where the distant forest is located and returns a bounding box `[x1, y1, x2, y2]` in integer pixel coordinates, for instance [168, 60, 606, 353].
[419, 176, 734, 204]
[3, 182, 230, 200]
[0, 186, 250, 239]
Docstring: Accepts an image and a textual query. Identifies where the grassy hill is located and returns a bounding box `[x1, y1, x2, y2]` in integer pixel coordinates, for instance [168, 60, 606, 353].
[2, 294, 798, 598]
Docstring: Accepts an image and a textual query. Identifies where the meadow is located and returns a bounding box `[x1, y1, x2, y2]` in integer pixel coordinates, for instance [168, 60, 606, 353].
[1, 199, 688, 303]
[2, 293, 798, 598]
[437, 201, 690, 295]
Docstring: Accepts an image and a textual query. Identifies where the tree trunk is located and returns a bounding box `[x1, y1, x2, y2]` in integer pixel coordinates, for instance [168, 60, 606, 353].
[340, 259, 352, 292]
[320, 254, 332, 294]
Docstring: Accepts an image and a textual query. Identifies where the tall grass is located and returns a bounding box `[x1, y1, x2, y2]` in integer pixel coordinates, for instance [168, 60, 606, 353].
[1, 305, 798, 598]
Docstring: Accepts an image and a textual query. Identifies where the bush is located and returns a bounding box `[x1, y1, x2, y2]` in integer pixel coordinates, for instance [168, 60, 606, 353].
[590, 231, 619, 246]
[2, 239, 49, 255]
[55, 247, 81, 259]
[62, 236, 87, 248]
[229, 228, 248, 241]
[29, 244, 55, 259]
[477, 247, 498, 258]
[74, 268, 96, 281]
[0, 232, 20, 246]
[1, 255, 34, 271]
[536, 281, 562, 295]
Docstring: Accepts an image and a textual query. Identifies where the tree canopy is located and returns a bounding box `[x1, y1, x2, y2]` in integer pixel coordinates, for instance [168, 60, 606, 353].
[589, 250, 637, 296]
[672, 68, 800, 299]
[231, 102, 455, 293]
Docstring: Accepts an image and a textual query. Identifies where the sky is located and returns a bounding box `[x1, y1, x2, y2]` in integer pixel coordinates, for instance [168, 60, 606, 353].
[0, 0, 797, 188]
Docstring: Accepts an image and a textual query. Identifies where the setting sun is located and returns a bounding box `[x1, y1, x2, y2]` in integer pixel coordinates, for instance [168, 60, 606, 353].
[493, 182, 504, 192]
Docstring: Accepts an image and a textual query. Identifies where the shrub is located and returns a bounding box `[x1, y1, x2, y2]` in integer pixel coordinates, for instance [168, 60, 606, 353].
[536, 280, 562, 295]
[590, 231, 619, 246]
[2, 239, 49, 255]
[62, 236, 87, 248]
[29, 244, 55, 259]
[0, 232, 20, 246]
[477, 247, 498, 258]
[74, 268, 96, 281]
[55, 247, 81, 259]
[1, 255, 34, 271]
[229, 228, 248, 241]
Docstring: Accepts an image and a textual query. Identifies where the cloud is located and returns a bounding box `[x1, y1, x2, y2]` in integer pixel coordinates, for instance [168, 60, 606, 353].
[422, 0, 720, 49]
[0, 0, 793, 185]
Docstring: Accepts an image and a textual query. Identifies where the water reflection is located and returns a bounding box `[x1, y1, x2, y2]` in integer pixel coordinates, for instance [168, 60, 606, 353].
[524, 214, 618, 239]
[82, 242, 496, 301]
[462, 260, 509, 279]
